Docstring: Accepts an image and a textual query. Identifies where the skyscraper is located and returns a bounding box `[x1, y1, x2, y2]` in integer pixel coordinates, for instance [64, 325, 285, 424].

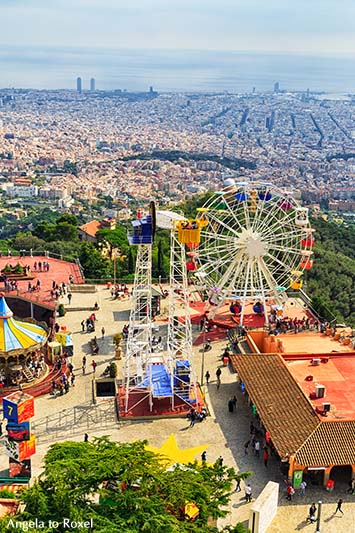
[90, 78, 95, 91]
[77, 77, 82, 93]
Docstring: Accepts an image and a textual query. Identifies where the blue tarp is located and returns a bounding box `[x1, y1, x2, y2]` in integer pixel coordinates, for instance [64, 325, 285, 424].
[138, 364, 173, 397]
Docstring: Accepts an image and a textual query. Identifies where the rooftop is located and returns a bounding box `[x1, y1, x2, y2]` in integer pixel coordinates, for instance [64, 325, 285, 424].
[0, 256, 83, 310]
[287, 353, 355, 420]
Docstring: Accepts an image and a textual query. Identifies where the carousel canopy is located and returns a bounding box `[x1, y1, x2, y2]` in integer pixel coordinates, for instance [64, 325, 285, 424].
[0, 295, 47, 354]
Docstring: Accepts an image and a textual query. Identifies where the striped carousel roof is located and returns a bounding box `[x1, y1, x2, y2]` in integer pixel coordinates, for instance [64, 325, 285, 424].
[0, 295, 47, 354]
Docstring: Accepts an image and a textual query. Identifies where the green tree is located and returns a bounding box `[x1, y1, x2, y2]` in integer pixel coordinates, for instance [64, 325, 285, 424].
[12, 232, 46, 251]
[79, 242, 110, 280]
[6, 438, 250, 533]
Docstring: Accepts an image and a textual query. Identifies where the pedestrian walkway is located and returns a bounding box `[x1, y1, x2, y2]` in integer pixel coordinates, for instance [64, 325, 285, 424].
[1, 286, 354, 532]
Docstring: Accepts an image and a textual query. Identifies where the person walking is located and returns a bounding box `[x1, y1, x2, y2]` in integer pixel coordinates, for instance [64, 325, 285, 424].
[234, 478, 241, 492]
[299, 480, 307, 496]
[82, 356, 86, 374]
[84, 433, 89, 442]
[81, 320, 85, 332]
[67, 293, 72, 305]
[216, 367, 222, 390]
[201, 451, 207, 463]
[254, 440, 260, 458]
[101, 326, 105, 340]
[228, 398, 234, 412]
[70, 374, 75, 387]
[306, 503, 317, 523]
[205, 370, 210, 384]
[245, 484, 252, 502]
[286, 484, 295, 501]
[335, 498, 344, 514]
[263, 449, 269, 467]
[189, 408, 196, 428]
[91, 360, 97, 373]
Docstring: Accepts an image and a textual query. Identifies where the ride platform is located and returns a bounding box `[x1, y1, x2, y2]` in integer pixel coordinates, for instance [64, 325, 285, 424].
[117, 384, 205, 419]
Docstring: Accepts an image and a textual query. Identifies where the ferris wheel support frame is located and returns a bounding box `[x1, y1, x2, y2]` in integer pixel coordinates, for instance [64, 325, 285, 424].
[124, 243, 153, 413]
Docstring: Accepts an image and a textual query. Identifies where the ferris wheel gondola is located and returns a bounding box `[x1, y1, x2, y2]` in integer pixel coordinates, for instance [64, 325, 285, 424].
[195, 181, 314, 325]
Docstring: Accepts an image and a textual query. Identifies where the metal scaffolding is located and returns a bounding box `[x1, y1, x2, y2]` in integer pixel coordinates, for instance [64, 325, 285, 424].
[124, 243, 153, 413]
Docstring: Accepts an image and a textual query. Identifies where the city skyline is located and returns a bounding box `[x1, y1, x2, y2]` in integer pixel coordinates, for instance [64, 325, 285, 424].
[1, 0, 355, 57]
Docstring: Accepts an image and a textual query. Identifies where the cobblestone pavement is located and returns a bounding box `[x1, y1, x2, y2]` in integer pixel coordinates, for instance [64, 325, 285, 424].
[1, 285, 355, 532]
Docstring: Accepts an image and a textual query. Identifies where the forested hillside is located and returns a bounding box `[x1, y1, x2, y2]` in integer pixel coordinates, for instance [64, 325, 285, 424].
[1, 197, 354, 327]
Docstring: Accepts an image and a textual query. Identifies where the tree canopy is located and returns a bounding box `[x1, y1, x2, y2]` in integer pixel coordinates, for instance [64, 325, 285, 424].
[3, 438, 250, 533]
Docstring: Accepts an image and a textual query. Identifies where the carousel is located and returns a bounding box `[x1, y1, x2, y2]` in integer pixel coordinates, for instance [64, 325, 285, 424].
[0, 294, 48, 388]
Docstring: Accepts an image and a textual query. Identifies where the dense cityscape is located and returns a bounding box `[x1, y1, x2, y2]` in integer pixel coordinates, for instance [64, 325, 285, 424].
[1, 86, 355, 220]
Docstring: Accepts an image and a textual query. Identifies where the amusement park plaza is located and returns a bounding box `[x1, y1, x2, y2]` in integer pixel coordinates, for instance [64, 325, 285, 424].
[0, 250, 355, 531]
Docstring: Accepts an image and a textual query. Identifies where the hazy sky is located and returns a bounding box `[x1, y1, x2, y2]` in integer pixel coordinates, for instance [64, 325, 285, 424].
[1, 0, 354, 56]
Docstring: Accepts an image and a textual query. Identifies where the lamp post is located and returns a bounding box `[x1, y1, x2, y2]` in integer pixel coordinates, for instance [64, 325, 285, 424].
[316, 500, 322, 532]
[200, 318, 208, 386]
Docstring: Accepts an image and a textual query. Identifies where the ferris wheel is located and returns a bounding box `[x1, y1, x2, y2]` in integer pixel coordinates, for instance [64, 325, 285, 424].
[195, 180, 314, 325]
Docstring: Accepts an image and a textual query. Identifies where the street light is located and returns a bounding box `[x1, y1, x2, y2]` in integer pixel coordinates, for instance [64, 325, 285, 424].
[316, 500, 322, 532]
[200, 318, 208, 386]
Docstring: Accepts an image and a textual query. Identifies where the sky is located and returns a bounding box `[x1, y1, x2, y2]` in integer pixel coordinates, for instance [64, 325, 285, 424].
[1, 0, 355, 56]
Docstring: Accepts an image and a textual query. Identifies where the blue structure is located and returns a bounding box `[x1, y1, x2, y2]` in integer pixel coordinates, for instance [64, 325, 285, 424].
[128, 215, 154, 245]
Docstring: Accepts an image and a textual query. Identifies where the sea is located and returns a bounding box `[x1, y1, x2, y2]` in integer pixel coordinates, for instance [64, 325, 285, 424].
[1, 45, 355, 95]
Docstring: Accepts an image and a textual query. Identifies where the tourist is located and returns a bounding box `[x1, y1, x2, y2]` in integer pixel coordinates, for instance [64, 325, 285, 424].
[263, 449, 269, 467]
[201, 451, 207, 463]
[306, 503, 317, 523]
[205, 370, 210, 384]
[286, 484, 295, 501]
[299, 480, 307, 496]
[68, 293, 72, 305]
[81, 320, 85, 332]
[234, 478, 241, 492]
[228, 398, 234, 412]
[189, 408, 196, 428]
[70, 374, 75, 387]
[216, 367, 222, 390]
[245, 484, 252, 502]
[82, 356, 86, 374]
[254, 440, 260, 457]
[335, 498, 344, 514]
[84, 433, 89, 442]
[101, 326, 105, 340]
[91, 360, 97, 373]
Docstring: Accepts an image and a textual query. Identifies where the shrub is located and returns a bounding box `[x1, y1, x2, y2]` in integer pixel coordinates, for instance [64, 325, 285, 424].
[57, 304, 66, 317]
[109, 362, 117, 378]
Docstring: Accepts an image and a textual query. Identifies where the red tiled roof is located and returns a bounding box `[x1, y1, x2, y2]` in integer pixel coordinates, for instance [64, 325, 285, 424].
[79, 220, 101, 238]
[294, 420, 355, 467]
[230, 354, 320, 458]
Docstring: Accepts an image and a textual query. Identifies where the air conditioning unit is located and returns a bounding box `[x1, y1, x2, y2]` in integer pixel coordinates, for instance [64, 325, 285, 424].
[315, 385, 326, 398]
[322, 402, 331, 412]
[312, 358, 321, 366]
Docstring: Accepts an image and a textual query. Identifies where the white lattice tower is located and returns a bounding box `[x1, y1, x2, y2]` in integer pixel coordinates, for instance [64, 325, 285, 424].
[167, 229, 196, 404]
[124, 244, 153, 413]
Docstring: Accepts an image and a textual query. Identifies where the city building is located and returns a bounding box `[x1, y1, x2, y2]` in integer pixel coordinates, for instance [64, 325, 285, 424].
[90, 78, 95, 91]
[76, 77, 82, 93]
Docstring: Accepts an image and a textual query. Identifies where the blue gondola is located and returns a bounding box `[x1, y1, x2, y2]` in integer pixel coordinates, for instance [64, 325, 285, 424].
[258, 191, 272, 201]
[235, 192, 248, 202]
[128, 215, 153, 245]
[253, 302, 264, 314]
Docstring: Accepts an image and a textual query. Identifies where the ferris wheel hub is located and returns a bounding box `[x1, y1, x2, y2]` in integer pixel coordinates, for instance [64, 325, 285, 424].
[246, 235, 267, 258]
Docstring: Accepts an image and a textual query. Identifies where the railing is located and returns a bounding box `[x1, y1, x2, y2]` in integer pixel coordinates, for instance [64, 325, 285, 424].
[288, 289, 337, 325]
[0, 249, 78, 264]
[31, 399, 122, 443]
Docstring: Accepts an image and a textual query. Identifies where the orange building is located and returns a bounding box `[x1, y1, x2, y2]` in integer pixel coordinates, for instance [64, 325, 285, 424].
[231, 328, 355, 488]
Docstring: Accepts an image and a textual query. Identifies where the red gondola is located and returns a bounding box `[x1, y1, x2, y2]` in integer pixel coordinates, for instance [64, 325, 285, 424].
[300, 259, 313, 270]
[301, 238, 315, 247]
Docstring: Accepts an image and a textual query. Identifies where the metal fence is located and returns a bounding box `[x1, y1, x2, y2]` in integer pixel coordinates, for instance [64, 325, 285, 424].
[32, 400, 121, 443]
